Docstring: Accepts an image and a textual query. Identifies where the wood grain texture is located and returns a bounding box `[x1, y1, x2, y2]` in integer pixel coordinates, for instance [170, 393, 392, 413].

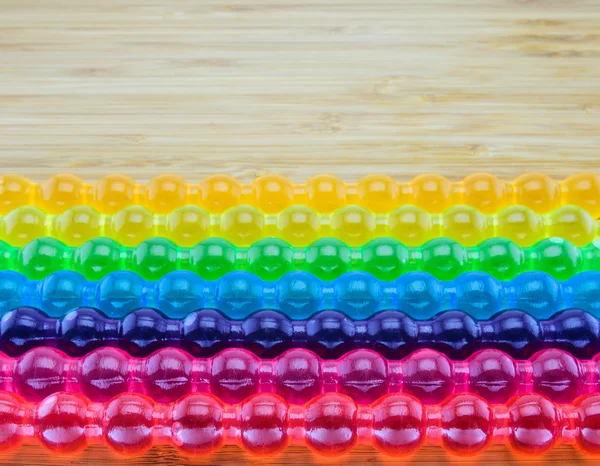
[0, 0, 599, 464]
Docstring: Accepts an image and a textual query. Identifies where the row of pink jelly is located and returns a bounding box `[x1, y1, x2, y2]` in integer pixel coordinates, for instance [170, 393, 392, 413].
[0, 390, 599, 457]
[2, 346, 595, 404]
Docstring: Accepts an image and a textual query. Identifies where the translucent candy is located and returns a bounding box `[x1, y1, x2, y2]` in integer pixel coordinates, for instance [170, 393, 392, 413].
[1, 346, 596, 404]
[1, 236, 596, 282]
[0, 204, 596, 247]
[1, 307, 598, 360]
[3, 269, 600, 319]
[0, 390, 597, 456]
[2, 173, 600, 216]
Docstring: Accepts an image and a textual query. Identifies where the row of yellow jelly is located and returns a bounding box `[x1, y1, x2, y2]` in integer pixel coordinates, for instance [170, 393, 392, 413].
[0, 203, 595, 248]
[1, 172, 600, 215]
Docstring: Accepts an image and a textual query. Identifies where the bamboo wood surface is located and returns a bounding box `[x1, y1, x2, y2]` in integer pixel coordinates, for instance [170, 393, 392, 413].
[1, 0, 600, 464]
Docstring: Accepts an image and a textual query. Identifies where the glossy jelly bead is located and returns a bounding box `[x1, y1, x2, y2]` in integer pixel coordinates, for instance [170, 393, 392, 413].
[131, 238, 178, 280]
[507, 394, 559, 455]
[362, 238, 407, 281]
[356, 175, 400, 214]
[54, 205, 101, 246]
[486, 311, 542, 357]
[0, 206, 46, 246]
[514, 173, 560, 213]
[532, 238, 581, 281]
[144, 175, 188, 214]
[388, 205, 433, 246]
[334, 273, 381, 319]
[548, 205, 596, 246]
[575, 394, 600, 454]
[103, 393, 155, 455]
[164, 205, 210, 247]
[496, 206, 543, 246]
[0, 175, 33, 214]
[35, 392, 88, 453]
[304, 393, 357, 456]
[96, 272, 144, 317]
[411, 174, 453, 213]
[197, 175, 242, 213]
[305, 175, 346, 213]
[215, 272, 263, 318]
[80, 348, 129, 402]
[511, 273, 561, 317]
[401, 350, 454, 403]
[14, 347, 66, 400]
[240, 393, 288, 454]
[171, 394, 224, 454]
[72, 237, 121, 280]
[277, 205, 320, 246]
[247, 239, 293, 281]
[110, 206, 154, 247]
[564, 173, 600, 219]
[304, 238, 351, 281]
[441, 394, 492, 455]
[421, 238, 467, 281]
[155, 271, 204, 318]
[276, 272, 322, 317]
[144, 348, 193, 402]
[428, 311, 481, 356]
[396, 272, 444, 316]
[443, 205, 489, 247]
[371, 394, 425, 456]
[251, 175, 295, 214]
[467, 350, 519, 403]
[38, 270, 86, 317]
[220, 206, 264, 247]
[274, 349, 321, 404]
[38, 174, 85, 215]
[210, 349, 259, 403]
[530, 349, 581, 403]
[477, 237, 523, 280]
[188, 238, 236, 280]
[463, 173, 507, 214]
[330, 206, 375, 246]
[18, 237, 66, 280]
[454, 272, 502, 317]
[337, 350, 388, 403]
[91, 174, 136, 214]
[0, 392, 23, 452]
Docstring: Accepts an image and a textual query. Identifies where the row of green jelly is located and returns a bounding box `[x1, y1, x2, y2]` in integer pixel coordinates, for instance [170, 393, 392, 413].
[1, 236, 591, 282]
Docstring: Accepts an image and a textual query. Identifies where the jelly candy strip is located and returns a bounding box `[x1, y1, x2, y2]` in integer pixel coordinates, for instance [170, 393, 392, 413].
[2, 269, 600, 319]
[1, 307, 596, 360]
[3, 236, 596, 282]
[2, 172, 599, 215]
[0, 203, 596, 247]
[0, 390, 598, 456]
[3, 345, 596, 404]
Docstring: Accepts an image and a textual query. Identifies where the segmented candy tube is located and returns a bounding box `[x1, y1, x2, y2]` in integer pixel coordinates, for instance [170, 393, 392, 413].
[1, 307, 596, 360]
[2, 269, 600, 319]
[0, 203, 596, 248]
[4, 235, 595, 282]
[2, 173, 599, 215]
[0, 390, 599, 456]
[2, 346, 597, 404]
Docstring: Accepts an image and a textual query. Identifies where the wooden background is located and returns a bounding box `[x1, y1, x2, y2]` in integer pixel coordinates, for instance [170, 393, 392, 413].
[1, 0, 600, 464]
